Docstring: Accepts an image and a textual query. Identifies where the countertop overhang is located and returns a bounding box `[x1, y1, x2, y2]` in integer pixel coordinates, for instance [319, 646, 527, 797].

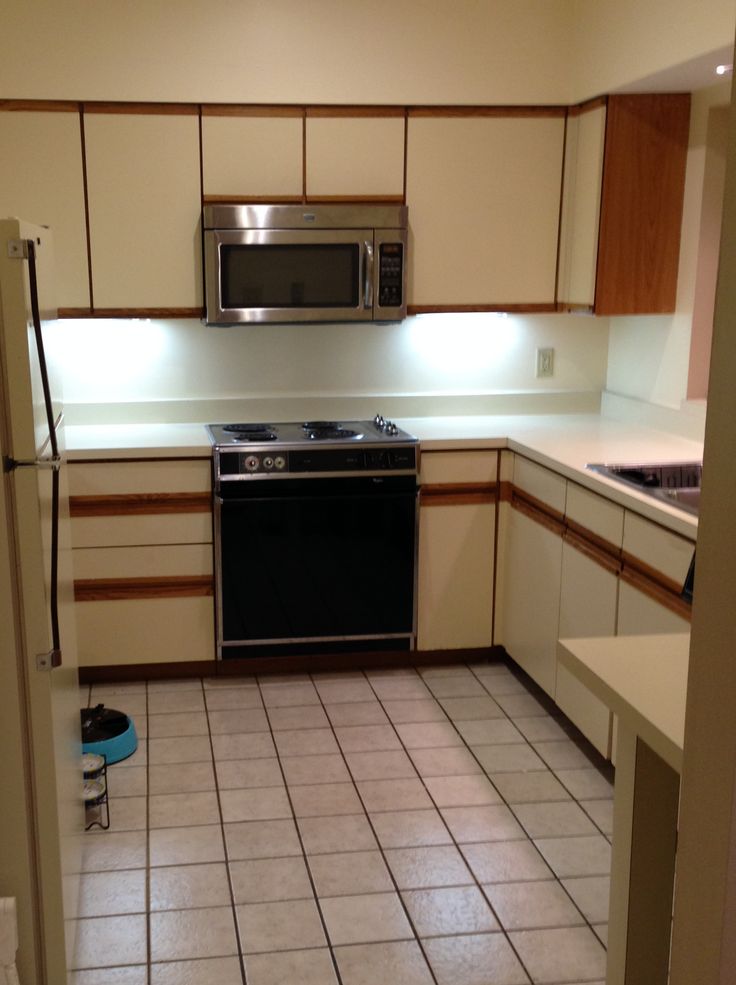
[65, 413, 702, 538]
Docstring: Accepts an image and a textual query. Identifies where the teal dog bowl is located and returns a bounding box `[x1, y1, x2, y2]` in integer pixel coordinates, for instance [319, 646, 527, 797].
[81, 705, 138, 765]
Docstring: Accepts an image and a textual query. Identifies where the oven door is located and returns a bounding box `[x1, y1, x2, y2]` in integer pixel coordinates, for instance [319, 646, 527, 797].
[204, 228, 375, 324]
[215, 475, 417, 655]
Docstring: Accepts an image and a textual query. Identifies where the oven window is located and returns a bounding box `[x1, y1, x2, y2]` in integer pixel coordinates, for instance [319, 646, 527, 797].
[221, 244, 360, 308]
[219, 485, 415, 644]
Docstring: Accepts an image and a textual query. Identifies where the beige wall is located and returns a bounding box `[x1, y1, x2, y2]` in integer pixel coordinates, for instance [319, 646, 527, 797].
[669, 42, 736, 982]
[1, 0, 734, 105]
[1, 0, 573, 104]
[570, 0, 735, 99]
[605, 81, 732, 408]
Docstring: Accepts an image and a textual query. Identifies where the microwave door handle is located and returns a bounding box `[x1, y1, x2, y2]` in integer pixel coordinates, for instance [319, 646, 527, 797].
[363, 241, 374, 310]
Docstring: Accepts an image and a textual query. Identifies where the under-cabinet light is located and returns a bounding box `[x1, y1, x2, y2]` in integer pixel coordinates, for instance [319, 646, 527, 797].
[715, 63, 733, 76]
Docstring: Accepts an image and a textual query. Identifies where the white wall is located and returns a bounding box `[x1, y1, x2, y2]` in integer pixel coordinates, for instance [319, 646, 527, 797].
[49, 312, 609, 423]
[605, 82, 731, 408]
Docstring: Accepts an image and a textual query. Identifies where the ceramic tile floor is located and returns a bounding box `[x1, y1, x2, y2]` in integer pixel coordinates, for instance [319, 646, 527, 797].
[74, 660, 613, 985]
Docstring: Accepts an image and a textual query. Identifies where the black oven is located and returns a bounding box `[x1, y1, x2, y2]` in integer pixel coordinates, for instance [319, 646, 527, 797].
[210, 419, 418, 659]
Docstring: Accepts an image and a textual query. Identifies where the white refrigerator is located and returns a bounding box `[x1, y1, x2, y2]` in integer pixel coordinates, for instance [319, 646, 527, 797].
[0, 218, 82, 983]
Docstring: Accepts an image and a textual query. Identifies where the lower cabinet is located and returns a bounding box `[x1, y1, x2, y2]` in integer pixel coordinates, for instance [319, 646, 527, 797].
[500, 503, 563, 698]
[69, 458, 215, 668]
[617, 579, 691, 635]
[417, 451, 497, 651]
[556, 540, 617, 757]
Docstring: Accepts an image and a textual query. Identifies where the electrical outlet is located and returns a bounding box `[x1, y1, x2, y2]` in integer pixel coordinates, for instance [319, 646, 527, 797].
[536, 347, 554, 378]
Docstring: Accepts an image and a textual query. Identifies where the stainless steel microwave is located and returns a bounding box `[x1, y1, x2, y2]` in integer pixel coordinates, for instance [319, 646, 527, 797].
[203, 203, 408, 324]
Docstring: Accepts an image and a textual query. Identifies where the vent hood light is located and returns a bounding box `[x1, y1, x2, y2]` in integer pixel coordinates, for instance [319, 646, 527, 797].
[715, 63, 733, 76]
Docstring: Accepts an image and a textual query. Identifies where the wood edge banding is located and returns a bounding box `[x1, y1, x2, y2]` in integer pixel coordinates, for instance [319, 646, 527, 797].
[75, 575, 213, 601]
[0, 99, 80, 113]
[202, 105, 303, 118]
[82, 102, 199, 116]
[567, 96, 608, 118]
[511, 488, 565, 527]
[619, 567, 691, 622]
[306, 106, 406, 118]
[564, 527, 621, 576]
[70, 492, 211, 517]
[202, 195, 304, 205]
[420, 482, 497, 506]
[408, 106, 566, 118]
[621, 550, 687, 599]
[408, 303, 558, 315]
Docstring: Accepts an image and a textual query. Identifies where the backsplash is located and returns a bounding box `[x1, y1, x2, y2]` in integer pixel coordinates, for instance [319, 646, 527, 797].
[50, 312, 609, 425]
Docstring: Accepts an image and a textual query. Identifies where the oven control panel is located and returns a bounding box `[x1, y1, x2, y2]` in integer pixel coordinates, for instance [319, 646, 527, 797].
[216, 445, 416, 479]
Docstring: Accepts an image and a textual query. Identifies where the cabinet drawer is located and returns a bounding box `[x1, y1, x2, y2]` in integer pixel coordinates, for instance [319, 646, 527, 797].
[566, 482, 624, 548]
[76, 597, 215, 666]
[72, 544, 212, 580]
[72, 513, 212, 549]
[420, 450, 498, 485]
[513, 457, 566, 515]
[68, 460, 212, 496]
[622, 512, 694, 587]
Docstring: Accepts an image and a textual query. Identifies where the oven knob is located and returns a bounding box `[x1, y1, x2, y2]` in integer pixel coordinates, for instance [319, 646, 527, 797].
[274, 456, 286, 470]
[244, 455, 259, 472]
[374, 414, 385, 430]
[263, 456, 274, 470]
[385, 420, 398, 436]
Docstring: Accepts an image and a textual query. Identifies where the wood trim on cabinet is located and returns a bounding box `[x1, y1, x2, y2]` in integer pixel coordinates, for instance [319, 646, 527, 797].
[82, 102, 199, 116]
[306, 106, 407, 118]
[509, 490, 565, 537]
[201, 105, 304, 118]
[564, 527, 621, 576]
[68, 455, 210, 465]
[62, 307, 205, 319]
[70, 492, 211, 517]
[408, 106, 567, 118]
[511, 487, 565, 527]
[619, 566, 691, 622]
[79, 107, 94, 311]
[498, 480, 513, 503]
[304, 195, 406, 204]
[621, 550, 686, 600]
[74, 575, 214, 601]
[595, 93, 690, 315]
[408, 303, 558, 315]
[565, 517, 622, 565]
[0, 99, 80, 113]
[202, 194, 305, 205]
[567, 96, 608, 117]
[420, 482, 497, 506]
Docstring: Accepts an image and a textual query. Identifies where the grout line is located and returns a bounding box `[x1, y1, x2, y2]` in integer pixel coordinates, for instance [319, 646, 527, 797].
[144, 681, 151, 985]
[256, 679, 346, 985]
[308, 668, 442, 985]
[200, 680, 249, 985]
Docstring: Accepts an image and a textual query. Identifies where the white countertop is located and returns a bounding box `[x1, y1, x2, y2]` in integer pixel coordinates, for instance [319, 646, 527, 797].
[65, 412, 702, 538]
[557, 633, 689, 773]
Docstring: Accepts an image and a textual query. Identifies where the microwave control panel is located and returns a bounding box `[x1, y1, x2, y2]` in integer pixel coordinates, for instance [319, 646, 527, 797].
[378, 243, 404, 309]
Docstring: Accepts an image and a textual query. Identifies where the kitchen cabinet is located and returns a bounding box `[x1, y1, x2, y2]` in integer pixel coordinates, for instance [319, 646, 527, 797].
[499, 457, 566, 697]
[559, 93, 691, 314]
[305, 109, 405, 200]
[68, 458, 214, 667]
[417, 450, 497, 651]
[405, 111, 565, 311]
[83, 108, 202, 312]
[201, 108, 304, 201]
[0, 107, 90, 311]
[556, 486, 625, 757]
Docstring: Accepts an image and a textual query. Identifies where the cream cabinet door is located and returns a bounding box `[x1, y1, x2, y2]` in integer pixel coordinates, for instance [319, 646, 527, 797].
[500, 506, 563, 697]
[556, 542, 617, 757]
[617, 581, 691, 636]
[558, 103, 606, 307]
[417, 501, 495, 650]
[0, 110, 89, 309]
[406, 113, 565, 307]
[306, 113, 405, 199]
[202, 111, 303, 199]
[84, 111, 202, 309]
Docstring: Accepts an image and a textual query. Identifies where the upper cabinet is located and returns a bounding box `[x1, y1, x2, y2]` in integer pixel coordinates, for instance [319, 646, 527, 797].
[84, 107, 202, 312]
[201, 108, 303, 201]
[406, 111, 565, 311]
[305, 109, 405, 200]
[0, 107, 90, 311]
[559, 93, 691, 314]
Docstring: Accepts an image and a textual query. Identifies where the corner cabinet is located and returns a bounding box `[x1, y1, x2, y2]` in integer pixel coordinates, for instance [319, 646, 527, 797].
[406, 111, 565, 311]
[417, 451, 498, 651]
[559, 93, 691, 314]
